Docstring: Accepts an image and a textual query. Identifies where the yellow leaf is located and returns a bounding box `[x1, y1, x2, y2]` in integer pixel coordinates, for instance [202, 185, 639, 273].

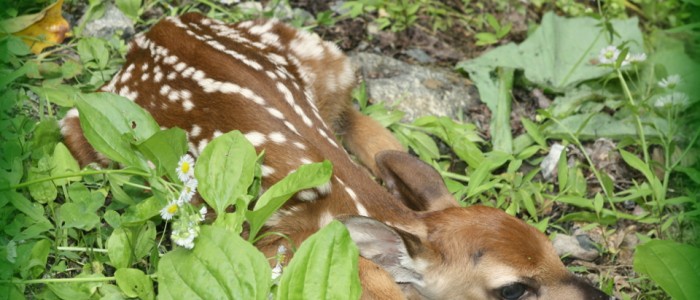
[10, 0, 71, 54]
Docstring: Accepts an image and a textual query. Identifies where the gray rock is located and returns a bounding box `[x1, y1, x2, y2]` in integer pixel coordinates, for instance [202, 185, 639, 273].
[81, 4, 134, 39]
[349, 52, 476, 122]
[552, 233, 600, 261]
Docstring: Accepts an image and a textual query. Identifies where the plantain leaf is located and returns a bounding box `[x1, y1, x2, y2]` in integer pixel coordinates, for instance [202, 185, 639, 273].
[195, 131, 257, 221]
[74, 92, 159, 170]
[158, 226, 270, 300]
[634, 240, 700, 300]
[276, 221, 361, 300]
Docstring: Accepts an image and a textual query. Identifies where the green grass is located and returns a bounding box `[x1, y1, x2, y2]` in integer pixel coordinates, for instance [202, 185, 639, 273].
[1, 0, 699, 299]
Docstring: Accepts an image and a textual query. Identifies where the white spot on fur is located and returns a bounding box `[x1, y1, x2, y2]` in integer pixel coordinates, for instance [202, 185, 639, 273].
[267, 108, 284, 119]
[261, 165, 275, 177]
[297, 190, 318, 202]
[316, 181, 332, 195]
[318, 211, 334, 228]
[213, 130, 223, 138]
[244, 131, 266, 147]
[300, 157, 313, 165]
[159, 85, 171, 96]
[197, 139, 209, 155]
[293, 142, 307, 150]
[182, 99, 194, 111]
[284, 121, 300, 135]
[268, 132, 287, 144]
[190, 125, 202, 137]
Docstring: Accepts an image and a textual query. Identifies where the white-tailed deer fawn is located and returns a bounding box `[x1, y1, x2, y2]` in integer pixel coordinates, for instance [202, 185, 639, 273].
[61, 12, 613, 300]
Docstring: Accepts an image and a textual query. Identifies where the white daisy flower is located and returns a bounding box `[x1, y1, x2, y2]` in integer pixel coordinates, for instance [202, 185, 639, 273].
[199, 206, 208, 221]
[172, 227, 198, 249]
[176, 154, 195, 182]
[598, 45, 621, 65]
[655, 92, 690, 108]
[658, 74, 681, 89]
[160, 201, 179, 220]
[626, 52, 647, 64]
[271, 262, 283, 280]
[178, 178, 198, 204]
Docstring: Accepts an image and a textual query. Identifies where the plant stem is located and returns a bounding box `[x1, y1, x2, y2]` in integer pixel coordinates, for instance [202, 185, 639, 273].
[57, 246, 108, 253]
[3, 169, 150, 191]
[617, 68, 650, 165]
[549, 118, 614, 204]
[1, 274, 157, 285]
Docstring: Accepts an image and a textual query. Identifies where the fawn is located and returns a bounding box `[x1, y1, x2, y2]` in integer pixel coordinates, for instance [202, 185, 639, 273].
[61, 12, 613, 300]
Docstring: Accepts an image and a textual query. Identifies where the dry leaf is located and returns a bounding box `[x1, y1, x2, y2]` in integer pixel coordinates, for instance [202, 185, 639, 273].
[6, 0, 71, 54]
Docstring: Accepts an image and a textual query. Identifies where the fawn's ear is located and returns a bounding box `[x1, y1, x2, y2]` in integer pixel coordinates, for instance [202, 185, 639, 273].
[375, 150, 458, 212]
[339, 216, 424, 285]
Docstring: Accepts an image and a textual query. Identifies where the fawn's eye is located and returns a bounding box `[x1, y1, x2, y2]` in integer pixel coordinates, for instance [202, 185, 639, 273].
[499, 282, 527, 300]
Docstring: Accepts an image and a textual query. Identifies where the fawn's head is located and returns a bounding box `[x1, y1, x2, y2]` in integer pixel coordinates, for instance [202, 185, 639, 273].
[342, 151, 612, 300]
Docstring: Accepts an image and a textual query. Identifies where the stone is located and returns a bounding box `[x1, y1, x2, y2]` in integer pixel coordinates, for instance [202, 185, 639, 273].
[552, 233, 600, 261]
[350, 52, 477, 122]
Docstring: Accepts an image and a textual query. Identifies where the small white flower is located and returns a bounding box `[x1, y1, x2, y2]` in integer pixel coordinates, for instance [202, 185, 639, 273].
[176, 154, 195, 182]
[271, 262, 283, 280]
[172, 227, 198, 249]
[178, 178, 198, 204]
[160, 201, 179, 220]
[598, 45, 621, 65]
[658, 74, 681, 89]
[626, 52, 647, 63]
[199, 206, 208, 221]
[655, 92, 690, 108]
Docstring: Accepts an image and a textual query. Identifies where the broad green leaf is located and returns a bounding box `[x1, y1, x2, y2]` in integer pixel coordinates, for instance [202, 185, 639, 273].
[106, 222, 155, 269]
[50, 142, 81, 185]
[20, 239, 51, 279]
[277, 221, 361, 300]
[6, 190, 50, 224]
[104, 210, 122, 228]
[29, 84, 80, 107]
[115, 0, 142, 21]
[135, 127, 187, 181]
[457, 12, 644, 92]
[61, 182, 104, 230]
[121, 196, 166, 225]
[134, 221, 156, 261]
[48, 273, 106, 300]
[492, 67, 513, 153]
[107, 173, 137, 205]
[27, 156, 57, 204]
[77, 37, 109, 69]
[107, 227, 134, 269]
[247, 161, 332, 240]
[115, 268, 154, 300]
[195, 131, 257, 219]
[158, 226, 270, 300]
[593, 193, 604, 214]
[74, 92, 160, 170]
[634, 240, 700, 300]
